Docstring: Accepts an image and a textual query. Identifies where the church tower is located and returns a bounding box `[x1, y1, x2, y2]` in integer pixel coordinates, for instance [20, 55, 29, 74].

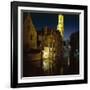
[57, 15, 64, 38]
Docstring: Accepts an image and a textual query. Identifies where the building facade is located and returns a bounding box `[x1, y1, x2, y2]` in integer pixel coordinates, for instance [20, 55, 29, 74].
[23, 15, 37, 51]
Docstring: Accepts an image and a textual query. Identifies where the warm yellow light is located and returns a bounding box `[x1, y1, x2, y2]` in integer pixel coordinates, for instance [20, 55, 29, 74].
[42, 47, 49, 58]
[43, 60, 49, 71]
[42, 47, 50, 71]
[57, 15, 64, 38]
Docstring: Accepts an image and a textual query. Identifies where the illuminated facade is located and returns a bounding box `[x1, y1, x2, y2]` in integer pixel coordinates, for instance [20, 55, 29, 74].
[23, 15, 37, 50]
[57, 15, 64, 38]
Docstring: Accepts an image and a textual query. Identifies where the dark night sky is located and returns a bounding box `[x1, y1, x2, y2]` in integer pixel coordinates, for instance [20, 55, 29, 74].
[23, 12, 79, 40]
[64, 14, 79, 40]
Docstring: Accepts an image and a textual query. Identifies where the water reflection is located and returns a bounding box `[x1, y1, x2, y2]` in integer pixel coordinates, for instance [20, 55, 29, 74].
[42, 47, 56, 74]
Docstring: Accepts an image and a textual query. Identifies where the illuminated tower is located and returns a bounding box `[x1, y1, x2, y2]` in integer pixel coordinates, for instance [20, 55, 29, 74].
[57, 15, 64, 38]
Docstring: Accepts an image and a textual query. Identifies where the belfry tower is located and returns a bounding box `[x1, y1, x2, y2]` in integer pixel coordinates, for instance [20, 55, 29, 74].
[57, 15, 64, 38]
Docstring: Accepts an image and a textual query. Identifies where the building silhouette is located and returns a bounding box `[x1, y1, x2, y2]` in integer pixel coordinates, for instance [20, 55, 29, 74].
[69, 31, 79, 74]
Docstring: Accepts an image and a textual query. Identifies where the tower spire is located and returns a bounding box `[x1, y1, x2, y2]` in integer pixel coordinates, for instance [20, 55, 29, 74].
[57, 14, 64, 38]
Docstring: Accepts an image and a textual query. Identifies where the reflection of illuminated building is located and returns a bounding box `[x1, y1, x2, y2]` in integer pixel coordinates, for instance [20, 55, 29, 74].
[42, 47, 49, 59]
[42, 47, 54, 72]
[41, 27, 63, 73]
[57, 15, 64, 38]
